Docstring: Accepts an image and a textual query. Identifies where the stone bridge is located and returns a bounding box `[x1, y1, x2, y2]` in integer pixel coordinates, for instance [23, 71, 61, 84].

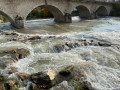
[0, 0, 119, 28]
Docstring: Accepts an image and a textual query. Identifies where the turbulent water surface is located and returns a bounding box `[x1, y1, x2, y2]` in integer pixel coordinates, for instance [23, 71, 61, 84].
[0, 16, 120, 90]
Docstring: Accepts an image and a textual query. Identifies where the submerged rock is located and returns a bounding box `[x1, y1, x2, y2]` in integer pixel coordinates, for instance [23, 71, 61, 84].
[0, 58, 15, 70]
[98, 42, 111, 46]
[2, 48, 30, 60]
[18, 72, 30, 81]
[27, 36, 41, 40]
[50, 81, 74, 90]
[65, 42, 75, 48]
[8, 67, 18, 74]
[54, 44, 66, 52]
[0, 31, 18, 36]
[59, 65, 74, 77]
[54, 39, 113, 53]
[12, 48, 30, 60]
[48, 36, 56, 38]
[5, 59, 15, 66]
[53, 65, 94, 90]
[0, 61, 6, 69]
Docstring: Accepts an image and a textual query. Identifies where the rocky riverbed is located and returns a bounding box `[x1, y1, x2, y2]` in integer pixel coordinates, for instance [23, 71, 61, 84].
[0, 28, 120, 90]
[0, 17, 120, 90]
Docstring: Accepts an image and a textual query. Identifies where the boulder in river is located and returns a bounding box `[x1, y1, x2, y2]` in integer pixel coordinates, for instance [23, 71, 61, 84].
[54, 44, 70, 52]
[17, 72, 30, 81]
[65, 42, 75, 48]
[54, 66, 74, 84]
[54, 44, 65, 52]
[3, 48, 30, 60]
[53, 65, 94, 90]
[0, 31, 18, 36]
[59, 65, 74, 76]
[29, 72, 52, 89]
[98, 42, 111, 46]
[27, 36, 41, 40]
[12, 48, 30, 60]
[54, 39, 113, 53]
[8, 67, 18, 74]
[47, 70, 56, 80]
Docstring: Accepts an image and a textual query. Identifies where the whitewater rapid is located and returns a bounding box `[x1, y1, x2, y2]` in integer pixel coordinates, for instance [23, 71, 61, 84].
[0, 17, 120, 90]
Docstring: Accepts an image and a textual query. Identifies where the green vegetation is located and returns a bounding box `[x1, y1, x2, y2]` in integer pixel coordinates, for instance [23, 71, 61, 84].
[0, 76, 3, 81]
[70, 80, 84, 90]
[10, 84, 21, 90]
[75, 82, 84, 90]
[0, 14, 8, 22]
[49, 81, 55, 86]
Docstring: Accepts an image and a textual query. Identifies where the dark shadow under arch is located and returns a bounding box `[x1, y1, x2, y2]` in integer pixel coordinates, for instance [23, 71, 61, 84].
[76, 5, 91, 19]
[96, 6, 108, 17]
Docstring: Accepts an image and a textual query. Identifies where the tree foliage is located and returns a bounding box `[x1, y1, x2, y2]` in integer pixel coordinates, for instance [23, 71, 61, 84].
[27, 7, 53, 20]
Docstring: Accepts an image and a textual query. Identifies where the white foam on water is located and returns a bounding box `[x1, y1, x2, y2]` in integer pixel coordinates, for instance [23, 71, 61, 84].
[1, 17, 120, 90]
[72, 16, 81, 22]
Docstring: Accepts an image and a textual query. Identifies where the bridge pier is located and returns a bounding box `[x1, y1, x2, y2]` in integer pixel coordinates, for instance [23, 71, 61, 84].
[12, 20, 25, 29]
[54, 13, 72, 23]
[64, 13, 72, 23]
[90, 12, 97, 19]
[12, 16, 25, 29]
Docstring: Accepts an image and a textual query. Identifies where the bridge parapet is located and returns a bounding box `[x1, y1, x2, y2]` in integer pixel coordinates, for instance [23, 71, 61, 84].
[52, 0, 120, 3]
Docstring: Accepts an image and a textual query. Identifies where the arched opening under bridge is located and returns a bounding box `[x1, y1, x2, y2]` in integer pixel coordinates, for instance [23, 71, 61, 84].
[71, 5, 91, 22]
[96, 6, 108, 17]
[26, 5, 65, 23]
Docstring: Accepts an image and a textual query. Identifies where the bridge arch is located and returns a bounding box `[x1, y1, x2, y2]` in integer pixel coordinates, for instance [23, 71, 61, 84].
[73, 5, 91, 19]
[25, 5, 65, 23]
[0, 10, 14, 24]
[96, 6, 109, 17]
